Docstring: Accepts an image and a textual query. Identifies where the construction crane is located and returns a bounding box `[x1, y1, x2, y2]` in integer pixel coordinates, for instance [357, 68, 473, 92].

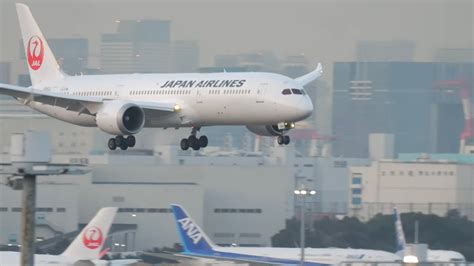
[433, 80, 473, 154]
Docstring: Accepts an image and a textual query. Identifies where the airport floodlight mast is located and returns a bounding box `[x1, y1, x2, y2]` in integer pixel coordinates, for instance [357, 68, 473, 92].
[0, 131, 89, 266]
[293, 187, 316, 266]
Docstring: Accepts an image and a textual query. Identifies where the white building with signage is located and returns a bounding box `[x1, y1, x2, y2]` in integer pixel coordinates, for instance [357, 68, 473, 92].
[349, 153, 474, 221]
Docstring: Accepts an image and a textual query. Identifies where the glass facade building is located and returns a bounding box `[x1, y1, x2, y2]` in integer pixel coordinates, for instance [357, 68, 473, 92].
[333, 62, 474, 158]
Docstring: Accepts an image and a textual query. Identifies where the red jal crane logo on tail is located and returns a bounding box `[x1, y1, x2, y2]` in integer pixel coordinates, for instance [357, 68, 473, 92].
[27, 35, 44, 70]
[82, 226, 104, 249]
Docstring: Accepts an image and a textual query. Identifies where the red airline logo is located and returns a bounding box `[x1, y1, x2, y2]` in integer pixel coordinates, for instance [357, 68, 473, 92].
[27, 35, 44, 70]
[82, 226, 104, 249]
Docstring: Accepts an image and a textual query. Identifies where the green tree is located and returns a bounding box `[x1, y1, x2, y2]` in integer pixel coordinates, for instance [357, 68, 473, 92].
[271, 210, 474, 261]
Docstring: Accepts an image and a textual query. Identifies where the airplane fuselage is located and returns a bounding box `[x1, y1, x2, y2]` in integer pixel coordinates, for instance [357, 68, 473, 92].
[27, 72, 313, 129]
[6, 3, 320, 150]
[0, 252, 138, 266]
[185, 247, 401, 265]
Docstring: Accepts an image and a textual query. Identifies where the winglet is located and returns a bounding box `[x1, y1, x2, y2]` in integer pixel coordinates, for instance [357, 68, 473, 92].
[295, 62, 323, 86]
[61, 207, 118, 260]
[394, 208, 407, 253]
[170, 204, 215, 254]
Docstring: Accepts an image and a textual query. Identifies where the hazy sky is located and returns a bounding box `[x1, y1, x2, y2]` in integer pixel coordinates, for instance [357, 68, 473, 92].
[0, 0, 473, 81]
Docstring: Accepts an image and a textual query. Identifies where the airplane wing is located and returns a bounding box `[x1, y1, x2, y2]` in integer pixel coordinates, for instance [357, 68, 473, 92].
[142, 251, 197, 263]
[143, 252, 287, 266]
[0, 83, 177, 115]
[295, 62, 323, 86]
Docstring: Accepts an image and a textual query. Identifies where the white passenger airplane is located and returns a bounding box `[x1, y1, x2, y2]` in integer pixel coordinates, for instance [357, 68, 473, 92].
[170, 204, 401, 265]
[0, 4, 321, 151]
[0, 207, 140, 265]
[393, 208, 466, 262]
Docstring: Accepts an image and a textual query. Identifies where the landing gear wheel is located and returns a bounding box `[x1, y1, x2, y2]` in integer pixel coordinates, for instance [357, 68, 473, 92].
[277, 135, 285, 145]
[283, 135, 290, 145]
[191, 142, 200, 151]
[115, 136, 124, 147]
[126, 135, 136, 147]
[108, 138, 117, 150]
[186, 127, 206, 151]
[119, 142, 128, 150]
[199, 136, 208, 148]
[180, 138, 190, 151]
[188, 135, 200, 151]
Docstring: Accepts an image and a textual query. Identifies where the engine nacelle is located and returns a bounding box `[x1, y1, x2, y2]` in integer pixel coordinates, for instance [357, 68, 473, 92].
[246, 123, 294, 136]
[96, 101, 145, 135]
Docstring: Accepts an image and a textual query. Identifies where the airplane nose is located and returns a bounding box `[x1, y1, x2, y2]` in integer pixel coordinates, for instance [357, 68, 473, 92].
[298, 98, 313, 119]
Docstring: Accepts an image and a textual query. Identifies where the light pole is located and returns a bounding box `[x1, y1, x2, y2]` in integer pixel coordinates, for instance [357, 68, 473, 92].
[0, 132, 89, 266]
[294, 188, 316, 266]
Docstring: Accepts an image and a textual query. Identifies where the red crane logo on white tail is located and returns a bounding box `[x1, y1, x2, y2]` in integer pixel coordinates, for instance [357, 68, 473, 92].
[82, 226, 104, 249]
[27, 35, 44, 70]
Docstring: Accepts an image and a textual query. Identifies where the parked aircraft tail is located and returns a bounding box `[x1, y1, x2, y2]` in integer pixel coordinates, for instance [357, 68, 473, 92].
[394, 207, 407, 254]
[171, 204, 216, 254]
[61, 207, 118, 260]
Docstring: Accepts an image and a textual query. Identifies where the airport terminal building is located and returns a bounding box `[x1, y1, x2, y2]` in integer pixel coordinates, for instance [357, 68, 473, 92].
[349, 154, 474, 221]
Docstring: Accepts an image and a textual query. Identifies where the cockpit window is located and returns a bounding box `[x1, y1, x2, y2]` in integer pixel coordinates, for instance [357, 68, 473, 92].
[282, 89, 292, 95]
[291, 88, 303, 95]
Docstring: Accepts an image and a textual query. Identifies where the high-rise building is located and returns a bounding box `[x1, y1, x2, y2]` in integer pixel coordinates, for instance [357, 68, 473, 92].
[281, 55, 309, 78]
[0, 62, 12, 113]
[0, 63, 36, 115]
[0, 62, 10, 84]
[173, 40, 199, 73]
[101, 20, 171, 74]
[19, 38, 88, 75]
[48, 38, 89, 75]
[356, 40, 416, 62]
[332, 62, 474, 158]
[214, 51, 280, 72]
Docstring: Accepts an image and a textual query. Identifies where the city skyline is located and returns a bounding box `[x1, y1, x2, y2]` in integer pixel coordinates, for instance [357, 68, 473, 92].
[1, 0, 473, 84]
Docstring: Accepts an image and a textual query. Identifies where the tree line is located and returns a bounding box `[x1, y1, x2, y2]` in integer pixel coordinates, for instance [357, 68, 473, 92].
[271, 209, 474, 261]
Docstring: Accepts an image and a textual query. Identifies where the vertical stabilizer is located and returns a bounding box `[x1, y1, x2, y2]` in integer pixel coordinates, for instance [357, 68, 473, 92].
[61, 207, 118, 260]
[170, 204, 215, 254]
[394, 208, 407, 254]
[16, 3, 65, 86]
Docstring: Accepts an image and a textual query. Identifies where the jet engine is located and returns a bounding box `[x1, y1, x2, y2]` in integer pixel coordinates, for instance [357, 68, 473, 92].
[246, 123, 294, 136]
[96, 101, 145, 135]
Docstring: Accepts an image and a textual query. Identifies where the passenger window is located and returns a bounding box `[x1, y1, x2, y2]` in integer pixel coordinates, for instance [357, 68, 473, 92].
[282, 89, 292, 95]
[291, 88, 302, 95]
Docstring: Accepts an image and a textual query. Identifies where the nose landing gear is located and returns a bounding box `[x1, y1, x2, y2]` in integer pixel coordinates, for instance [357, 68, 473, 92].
[277, 135, 290, 145]
[180, 127, 208, 151]
[108, 135, 136, 150]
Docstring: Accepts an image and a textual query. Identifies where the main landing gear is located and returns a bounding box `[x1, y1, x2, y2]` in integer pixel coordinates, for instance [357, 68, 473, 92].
[108, 135, 136, 151]
[277, 135, 290, 145]
[180, 127, 208, 151]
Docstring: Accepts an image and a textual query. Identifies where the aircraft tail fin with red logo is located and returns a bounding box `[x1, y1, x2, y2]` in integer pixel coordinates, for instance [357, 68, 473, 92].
[16, 3, 65, 86]
[61, 207, 118, 260]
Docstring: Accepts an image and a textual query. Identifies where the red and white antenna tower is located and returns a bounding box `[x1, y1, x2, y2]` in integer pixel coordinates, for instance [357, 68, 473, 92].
[433, 80, 473, 153]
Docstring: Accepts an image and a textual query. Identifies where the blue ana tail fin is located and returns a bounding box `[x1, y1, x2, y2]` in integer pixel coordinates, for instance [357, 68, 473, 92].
[171, 204, 215, 254]
[393, 207, 406, 253]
